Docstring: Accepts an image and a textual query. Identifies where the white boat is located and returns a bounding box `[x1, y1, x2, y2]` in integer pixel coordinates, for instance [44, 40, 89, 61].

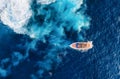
[69, 41, 93, 52]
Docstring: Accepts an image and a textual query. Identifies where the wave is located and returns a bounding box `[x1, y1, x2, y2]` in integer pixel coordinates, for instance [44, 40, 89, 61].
[0, 0, 90, 78]
[0, 0, 32, 34]
[37, 0, 56, 4]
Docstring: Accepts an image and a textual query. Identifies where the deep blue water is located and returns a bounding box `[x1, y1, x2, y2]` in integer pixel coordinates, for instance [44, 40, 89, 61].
[0, 0, 120, 79]
[52, 0, 120, 79]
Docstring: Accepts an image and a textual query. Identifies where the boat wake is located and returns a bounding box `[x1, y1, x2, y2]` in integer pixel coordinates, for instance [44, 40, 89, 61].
[0, 0, 90, 78]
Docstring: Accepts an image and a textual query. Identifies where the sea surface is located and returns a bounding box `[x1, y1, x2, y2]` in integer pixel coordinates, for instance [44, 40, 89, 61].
[0, 0, 120, 79]
[52, 0, 120, 79]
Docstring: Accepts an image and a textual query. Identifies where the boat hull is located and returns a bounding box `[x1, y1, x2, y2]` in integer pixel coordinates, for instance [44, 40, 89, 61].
[69, 41, 93, 52]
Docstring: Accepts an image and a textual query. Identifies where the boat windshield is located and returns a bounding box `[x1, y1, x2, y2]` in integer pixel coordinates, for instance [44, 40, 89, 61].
[76, 43, 87, 48]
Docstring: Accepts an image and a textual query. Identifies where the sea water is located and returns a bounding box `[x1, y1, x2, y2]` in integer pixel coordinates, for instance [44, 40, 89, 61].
[0, 0, 90, 79]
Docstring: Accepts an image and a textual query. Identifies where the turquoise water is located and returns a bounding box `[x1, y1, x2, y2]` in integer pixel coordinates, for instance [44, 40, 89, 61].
[0, 0, 90, 79]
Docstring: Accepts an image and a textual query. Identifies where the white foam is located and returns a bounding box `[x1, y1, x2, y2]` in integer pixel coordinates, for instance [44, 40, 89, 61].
[70, 0, 83, 12]
[0, 0, 8, 13]
[0, 0, 32, 34]
[37, 0, 56, 4]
